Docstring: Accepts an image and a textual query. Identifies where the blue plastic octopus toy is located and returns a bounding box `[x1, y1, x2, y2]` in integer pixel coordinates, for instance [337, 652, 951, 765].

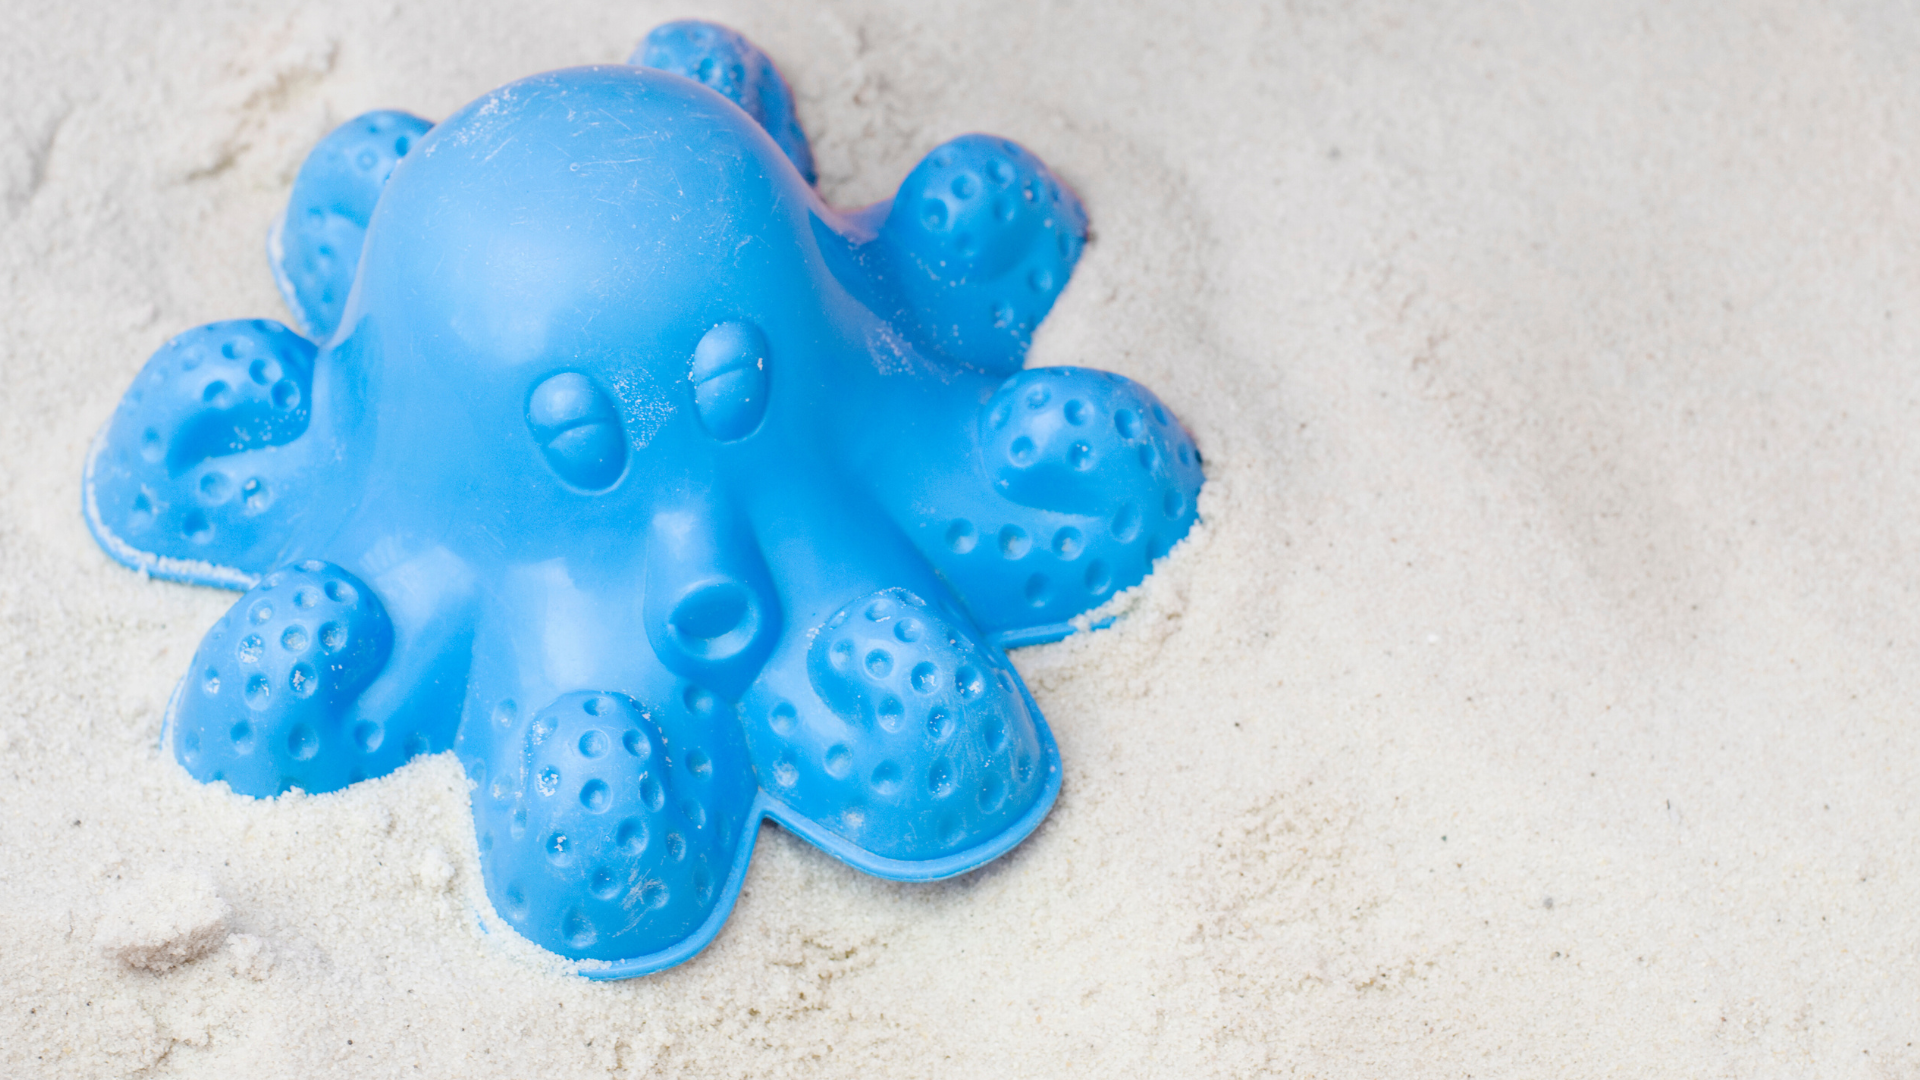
[82, 22, 1204, 976]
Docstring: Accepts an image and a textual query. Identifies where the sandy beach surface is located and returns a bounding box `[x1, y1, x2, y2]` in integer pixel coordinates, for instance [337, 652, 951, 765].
[5, 1, 1919, 1075]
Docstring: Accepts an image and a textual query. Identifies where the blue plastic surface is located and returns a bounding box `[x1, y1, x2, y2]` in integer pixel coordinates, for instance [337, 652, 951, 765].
[81, 22, 1204, 977]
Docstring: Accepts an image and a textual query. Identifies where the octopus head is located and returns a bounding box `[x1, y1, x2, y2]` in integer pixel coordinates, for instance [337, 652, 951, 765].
[342, 65, 831, 511]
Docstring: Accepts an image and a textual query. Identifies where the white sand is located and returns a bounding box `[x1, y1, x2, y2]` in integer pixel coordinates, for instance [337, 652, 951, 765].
[4, 0, 1918, 1075]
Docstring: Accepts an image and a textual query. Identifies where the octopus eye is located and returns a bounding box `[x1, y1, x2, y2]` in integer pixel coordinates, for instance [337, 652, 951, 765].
[688, 321, 769, 441]
[526, 372, 627, 491]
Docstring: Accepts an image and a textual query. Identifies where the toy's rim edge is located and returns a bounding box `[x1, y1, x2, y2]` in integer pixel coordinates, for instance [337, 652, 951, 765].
[757, 728, 1062, 882]
[991, 616, 1117, 650]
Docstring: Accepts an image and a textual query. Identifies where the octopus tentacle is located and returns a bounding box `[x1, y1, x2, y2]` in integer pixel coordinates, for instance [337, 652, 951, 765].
[270, 110, 433, 341]
[457, 556, 758, 975]
[737, 484, 1059, 878]
[869, 365, 1206, 646]
[630, 21, 815, 184]
[470, 689, 758, 976]
[818, 134, 1088, 374]
[84, 319, 332, 588]
[167, 561, 380, 793]
[169, 539, 476, 797]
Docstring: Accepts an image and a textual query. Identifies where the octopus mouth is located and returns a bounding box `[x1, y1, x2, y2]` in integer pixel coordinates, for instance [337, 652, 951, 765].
[667, 580, 760, 660]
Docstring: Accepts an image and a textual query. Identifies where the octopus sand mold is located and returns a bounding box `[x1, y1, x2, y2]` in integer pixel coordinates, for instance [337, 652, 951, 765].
[81, 22, 1205, 977]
